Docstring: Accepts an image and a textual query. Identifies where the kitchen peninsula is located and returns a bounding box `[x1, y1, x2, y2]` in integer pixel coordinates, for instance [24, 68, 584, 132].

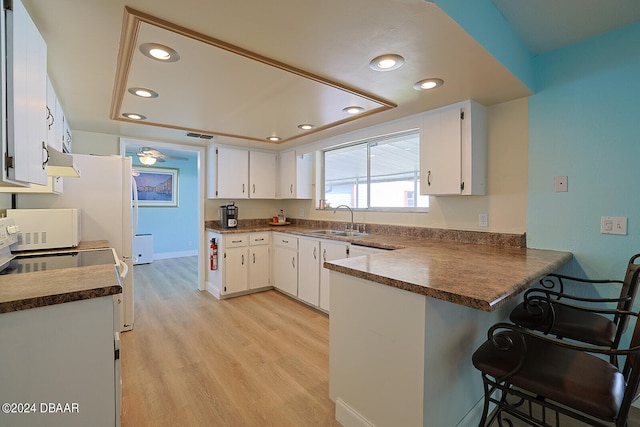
[324, 241, 572, 427]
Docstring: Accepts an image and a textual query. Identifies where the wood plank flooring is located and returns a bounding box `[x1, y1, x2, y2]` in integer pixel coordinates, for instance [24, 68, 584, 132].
[120, 257, 340, 426]
[122, 257, 640, 427]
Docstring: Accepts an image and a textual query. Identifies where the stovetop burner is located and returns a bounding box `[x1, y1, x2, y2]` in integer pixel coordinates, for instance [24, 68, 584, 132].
[0, 249, 116, 275]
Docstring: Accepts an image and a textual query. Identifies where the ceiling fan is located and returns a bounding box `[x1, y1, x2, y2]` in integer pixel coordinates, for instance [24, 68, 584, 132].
[128, 147, 188, 166]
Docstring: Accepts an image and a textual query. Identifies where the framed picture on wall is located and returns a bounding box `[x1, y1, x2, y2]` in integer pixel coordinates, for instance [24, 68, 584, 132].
[133, 167, 179, 207]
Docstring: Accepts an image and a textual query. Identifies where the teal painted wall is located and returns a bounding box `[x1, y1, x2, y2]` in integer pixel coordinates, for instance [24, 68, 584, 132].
[133, 152, 199, 258]
[527, 21, 640, 282]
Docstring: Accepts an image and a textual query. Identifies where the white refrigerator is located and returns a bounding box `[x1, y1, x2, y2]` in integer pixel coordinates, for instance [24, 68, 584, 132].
[18, 154, 136, 332]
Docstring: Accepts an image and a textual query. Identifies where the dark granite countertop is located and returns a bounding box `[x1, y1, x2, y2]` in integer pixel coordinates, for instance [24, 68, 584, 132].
[0, 241, 121, 314]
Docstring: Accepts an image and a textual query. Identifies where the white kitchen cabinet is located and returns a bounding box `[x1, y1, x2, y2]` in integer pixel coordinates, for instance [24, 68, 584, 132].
[277, 150, 313, 199]
[225, 245, 249, 294]
[319, 240, 349, 311]
[420, 100, 486, 196]
[3, 0, 48, 187]
[249, 150, 276, 198]
[248, 232, 270, 289]
[272, 232, 298, 296]
[298, 238, 321, 306]
[209, 145, 249, 199]
[206, 231, 271, 298]
[0, 295, 120, 427]
[207, 145, 276, 199]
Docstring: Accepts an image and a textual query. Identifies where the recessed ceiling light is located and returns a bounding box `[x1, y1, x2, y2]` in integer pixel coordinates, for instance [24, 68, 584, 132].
[267, 136, 281, 142]
[343, 106, 365, 114]
[298, 124, 315, 130]
[413, 78, 444, 91]
[122, 113, 147, 120]
[139, 43, 180, 62]
[369, 54, 405, 71]
[128, 87, 159, 98]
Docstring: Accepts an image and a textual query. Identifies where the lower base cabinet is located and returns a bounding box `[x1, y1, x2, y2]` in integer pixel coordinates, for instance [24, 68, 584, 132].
[272, 233, 298, 296]
[298, 238, 321, 306]
[319, 240, 349, 311]
[206, 232, 270, 298]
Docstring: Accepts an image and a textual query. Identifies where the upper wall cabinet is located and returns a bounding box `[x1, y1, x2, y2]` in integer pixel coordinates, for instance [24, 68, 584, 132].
[2, 0, 48, 187]
[207, 144, 276, 199]
[420, 100, 486, 196]
[277, 151, 313, 199]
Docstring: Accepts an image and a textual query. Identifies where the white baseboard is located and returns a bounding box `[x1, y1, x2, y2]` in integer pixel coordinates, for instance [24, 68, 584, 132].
[335, 398, 374, 427]
[153, 250, 198, 260]
[206, 281, 221, 299]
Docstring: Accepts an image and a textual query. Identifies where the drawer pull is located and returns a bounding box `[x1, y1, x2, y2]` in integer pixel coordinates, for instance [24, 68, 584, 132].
[254, 238, 265, 242]
[282, 239, 289, 244]
[232, 240, 243, 243]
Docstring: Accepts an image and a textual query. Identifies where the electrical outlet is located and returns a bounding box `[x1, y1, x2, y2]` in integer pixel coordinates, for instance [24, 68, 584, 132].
[479, 213, 488, 227]
[298, 208, 305, 217]
[554, 176, 568, 192]
[600, 216, 627, 235]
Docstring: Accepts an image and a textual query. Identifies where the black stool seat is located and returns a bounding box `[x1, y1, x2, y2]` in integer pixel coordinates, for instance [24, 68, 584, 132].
[509, 302, 616, 346]
[473, 330, 625, 421]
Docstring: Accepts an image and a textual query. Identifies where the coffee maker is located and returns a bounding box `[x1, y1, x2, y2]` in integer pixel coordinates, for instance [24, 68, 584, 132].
[219, 202, 238, 229]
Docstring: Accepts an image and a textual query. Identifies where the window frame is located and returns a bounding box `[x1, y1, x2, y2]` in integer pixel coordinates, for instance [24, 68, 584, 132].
[320, 129, 429, 213]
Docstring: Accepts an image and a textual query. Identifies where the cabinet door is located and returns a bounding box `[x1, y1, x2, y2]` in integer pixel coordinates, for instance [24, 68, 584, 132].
[273, 246, 298, 296]
[420, 106, 461, 195]
[295, 153, 313, 199]
[249, 245, 270, 289]
[249, 150, 276, 198]
[216, 146, 249, 198]
[6, 0, 48, 186]
[278, 150, 296, 198]
[320, 241, 349, 311]
[223, 247, 248, 294]
[298, 238, 320, 305]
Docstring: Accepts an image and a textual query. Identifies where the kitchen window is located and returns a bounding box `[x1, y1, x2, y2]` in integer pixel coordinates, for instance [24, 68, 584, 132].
[322, 129, 429, 211]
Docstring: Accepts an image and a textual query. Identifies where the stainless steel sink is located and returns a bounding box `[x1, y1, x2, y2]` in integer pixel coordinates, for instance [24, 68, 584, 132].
[309, 229, 368, 237]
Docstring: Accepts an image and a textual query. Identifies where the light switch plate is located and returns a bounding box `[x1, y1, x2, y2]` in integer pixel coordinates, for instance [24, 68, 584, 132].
[601, 216, 627, 235]
[554, 176, 568, 192]
[479, 213, 488, 227]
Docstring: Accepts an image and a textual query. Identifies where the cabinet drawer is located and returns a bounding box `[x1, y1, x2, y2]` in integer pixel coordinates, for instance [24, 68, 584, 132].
[249, 232, 270, 246]
[225, 235, 248, 248]
[273, 233, 297, 249]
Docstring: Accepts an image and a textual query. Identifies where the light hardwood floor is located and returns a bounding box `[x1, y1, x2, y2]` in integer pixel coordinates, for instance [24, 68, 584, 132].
[121, 257, 340, 426]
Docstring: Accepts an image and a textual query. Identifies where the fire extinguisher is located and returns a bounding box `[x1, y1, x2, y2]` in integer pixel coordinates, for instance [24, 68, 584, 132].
[210, 238, 218, 270]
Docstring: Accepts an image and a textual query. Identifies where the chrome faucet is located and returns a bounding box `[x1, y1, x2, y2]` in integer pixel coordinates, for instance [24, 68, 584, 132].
[333, 204, 354, 232]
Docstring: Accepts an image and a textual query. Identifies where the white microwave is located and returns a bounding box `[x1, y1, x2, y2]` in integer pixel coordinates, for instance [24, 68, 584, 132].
[7, 208, 81, 251]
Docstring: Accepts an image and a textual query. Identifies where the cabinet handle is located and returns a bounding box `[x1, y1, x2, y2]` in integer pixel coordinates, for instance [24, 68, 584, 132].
[313, 247, 317, 260]
[42, 142, 49, 170]
[292, 257, 295, 268]
[232, 240, 242, 243]
[252, 184, 255, 194]
[254, 238, 265, 242]
[282, 239, 289, 244]
[323, 249, 327, 261]
[253, 253, 256, 264]
[242, 254, 245, 265]
[46, 106, 54, 130]
[427, 170, 431, 186]
[242, 184, 245, 193]
[290, 184, 293, 194]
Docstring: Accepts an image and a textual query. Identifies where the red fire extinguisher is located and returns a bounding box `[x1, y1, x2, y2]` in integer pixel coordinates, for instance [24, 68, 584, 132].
[210, 238, 218, 270]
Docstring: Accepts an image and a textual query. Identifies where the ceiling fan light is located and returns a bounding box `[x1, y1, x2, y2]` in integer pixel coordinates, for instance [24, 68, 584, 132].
[139, 43, 180, 62]
[370, 54, 405, 71]
[413, 78, 444, 91]
[343, 106, 364, 114]
[128, 87, 159, 98]
[123, 113, 147, 120]
[139, 156, 157, 165]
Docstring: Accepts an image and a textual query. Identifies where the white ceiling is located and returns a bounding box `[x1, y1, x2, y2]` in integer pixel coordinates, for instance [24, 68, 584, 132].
[21, 0, 640, 151]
